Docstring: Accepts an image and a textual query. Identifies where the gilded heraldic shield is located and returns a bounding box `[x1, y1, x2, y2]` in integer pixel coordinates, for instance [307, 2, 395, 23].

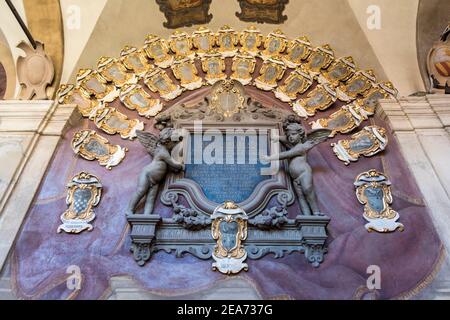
[58, 172, 103, 234]
[211, 202, 248, 274]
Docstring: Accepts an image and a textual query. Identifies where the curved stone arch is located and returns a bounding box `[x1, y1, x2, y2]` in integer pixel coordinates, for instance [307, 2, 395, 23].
[0, 27, 17, 99]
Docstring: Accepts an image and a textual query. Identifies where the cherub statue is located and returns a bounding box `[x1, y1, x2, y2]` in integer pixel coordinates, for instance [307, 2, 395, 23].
[264, 116, 330, 216]
[127, 128, 184, 216]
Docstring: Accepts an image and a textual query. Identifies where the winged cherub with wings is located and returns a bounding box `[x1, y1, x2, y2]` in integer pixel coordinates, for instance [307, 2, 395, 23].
[127, 128, 184, 216]
[264, 116, 331, 216]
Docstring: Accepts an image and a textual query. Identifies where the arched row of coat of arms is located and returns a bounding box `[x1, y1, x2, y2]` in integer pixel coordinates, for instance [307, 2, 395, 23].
[56, 26, 403, 274]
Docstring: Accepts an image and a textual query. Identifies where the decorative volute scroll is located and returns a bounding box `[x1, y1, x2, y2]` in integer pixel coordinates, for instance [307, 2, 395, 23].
[16, 41, 54, 100]
[354, 170, 404, 233]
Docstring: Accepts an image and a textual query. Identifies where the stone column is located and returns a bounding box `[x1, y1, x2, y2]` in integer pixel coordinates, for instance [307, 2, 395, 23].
[0, 100, 78, 271]
[378, 95, 450, 299]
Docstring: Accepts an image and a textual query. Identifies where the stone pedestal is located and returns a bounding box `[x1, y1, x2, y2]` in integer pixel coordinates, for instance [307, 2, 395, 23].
[378, 95, 450, 298]
[0, 100, 78, 271]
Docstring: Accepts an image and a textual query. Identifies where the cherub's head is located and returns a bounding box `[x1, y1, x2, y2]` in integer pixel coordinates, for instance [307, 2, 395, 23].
[159, 127, 183, 149]
[285, 123, 306, 144]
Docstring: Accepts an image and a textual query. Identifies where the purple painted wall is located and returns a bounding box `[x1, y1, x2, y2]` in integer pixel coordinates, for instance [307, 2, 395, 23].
[11, 62, 443, 300]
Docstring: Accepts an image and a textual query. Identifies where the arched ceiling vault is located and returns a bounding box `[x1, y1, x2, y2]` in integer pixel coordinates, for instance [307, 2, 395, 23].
[64, 0, 425, 96]
[0, 0, 431, 97]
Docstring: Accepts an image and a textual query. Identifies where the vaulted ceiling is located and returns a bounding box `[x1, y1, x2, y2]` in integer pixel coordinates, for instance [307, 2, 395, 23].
[0, 0, 448, 98]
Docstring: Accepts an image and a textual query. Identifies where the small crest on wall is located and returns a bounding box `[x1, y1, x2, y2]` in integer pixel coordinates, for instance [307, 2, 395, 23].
[119, 84, 163, 118]
[156, 0, 213, 29]
[331, 125, 388, 165]
[71, 130, 127, 170]
[231, 53, 256, 85]
[236, 0, 289, 25]
[318, 56, 356, 87]
[304, 45, 334, 78]
[254, 57, 286, 91]
[58, 172, 102, 234]
[57, 84, 100, 119]
[144, 66, 183, 101]
[171, 57, 203, 90]
[97, 56, 137, 88]
[427, 23, 450, 92]
[120, 46, 151, 77]
[336, 69, 377, 102]
[76, 69, 117, 102]
[310, 103, 365, 138]
[274, 66, 313, 103]
[354, 170, 404, 233]
[143, 35, 174, 69]
[211, 202, 248, 275]
[93, 105, 144, 140]
[192, 26, 215, 56]
[201, 51, 227, 85]
[293, 83, 337, 118]
[216, 25, 239, 58]
[239, 26, 263, 56]
[282, 36, 312, 68]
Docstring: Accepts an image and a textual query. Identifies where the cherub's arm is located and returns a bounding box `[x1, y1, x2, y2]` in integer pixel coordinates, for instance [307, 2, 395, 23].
[163, 153, 184, 172]
[277, 135, 289, 147]
[265, 141, 315, 161]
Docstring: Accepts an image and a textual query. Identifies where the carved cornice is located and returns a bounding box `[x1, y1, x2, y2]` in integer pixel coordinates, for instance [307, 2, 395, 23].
[378, 95, 450, 133]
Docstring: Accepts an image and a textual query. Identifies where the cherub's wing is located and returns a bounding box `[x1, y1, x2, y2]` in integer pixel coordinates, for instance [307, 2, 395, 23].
[304, 129, 332, 148]
[136, 130, 159, 156]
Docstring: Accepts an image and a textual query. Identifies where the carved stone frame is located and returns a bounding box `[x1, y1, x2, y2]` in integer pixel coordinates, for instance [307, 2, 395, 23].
[160, 121, 295, 217]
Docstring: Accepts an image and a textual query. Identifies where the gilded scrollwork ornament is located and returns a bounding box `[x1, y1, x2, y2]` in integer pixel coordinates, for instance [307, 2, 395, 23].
[120, 46, 151, 77]
[143, 34, 174, 68]
[97, 56, 137, 88]
[216, 25, 239, 58]
[304, 44, 335, 78]
[144, 66, 183, 101]
[239, 25, 263, 56]
[230, 52, 256, 85]
[331, 125, 388, 165]
[57, 84, 100, 119]
[254, 57, 286, 91]
[192, 26, 216, 57]
[76, 68, 117, 102]
[261, 29, 288, 60]
[201, 51, 227, 85]
[354, 81, 398, 117]
[274, 66, 313, 103]
[318, 56, 356, 87]
[293, 83, 337, 118]
[354, 169, 404, 233]
[336, 69, 377, 102]
[310, 103, 365, 137]
[71, 130, 127, 169]
[93, 105, 144, 140]
[119, 84, 163, 118]
[211, 202, 248, 275]
[282, 36, 312, 68]
[171, 56, 203, 90]
[57, 172, 102, 234]
[169, 30, 195, 58]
